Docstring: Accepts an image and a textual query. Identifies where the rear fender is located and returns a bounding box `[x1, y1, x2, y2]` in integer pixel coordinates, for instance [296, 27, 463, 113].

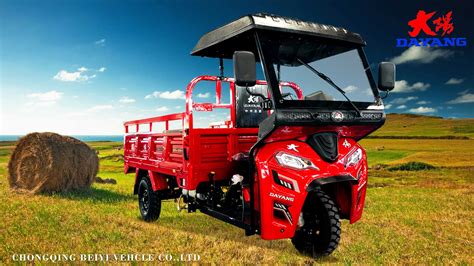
[124, 165, 135, 174]
[133, 169, 169, 194]
[148, 171, 169, 191]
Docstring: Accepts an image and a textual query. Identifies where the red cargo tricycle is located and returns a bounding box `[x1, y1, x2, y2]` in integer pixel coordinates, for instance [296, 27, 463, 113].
[124, 13, 395, 257]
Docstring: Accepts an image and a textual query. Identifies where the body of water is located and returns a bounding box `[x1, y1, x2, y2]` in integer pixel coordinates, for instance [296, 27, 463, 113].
[0, 135, 123, 142]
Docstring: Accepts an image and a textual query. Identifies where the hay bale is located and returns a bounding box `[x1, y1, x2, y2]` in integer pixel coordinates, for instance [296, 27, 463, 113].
[8, 132, 99, 194]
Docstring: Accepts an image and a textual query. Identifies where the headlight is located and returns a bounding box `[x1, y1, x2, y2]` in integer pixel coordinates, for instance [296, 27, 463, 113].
[345, 148, 362, 168]
[275, 152, 318, 170]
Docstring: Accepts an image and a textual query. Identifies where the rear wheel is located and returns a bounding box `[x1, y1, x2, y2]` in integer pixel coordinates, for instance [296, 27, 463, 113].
[291, 189, 341, 257]
[138, 176, 161, 222]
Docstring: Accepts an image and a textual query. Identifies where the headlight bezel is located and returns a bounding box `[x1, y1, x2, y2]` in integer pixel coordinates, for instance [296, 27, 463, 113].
[275, 152, 319, 170]
[345, 147, 363, 168]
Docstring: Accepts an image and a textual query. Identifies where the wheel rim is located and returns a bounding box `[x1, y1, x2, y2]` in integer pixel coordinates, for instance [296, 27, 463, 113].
[300, 209, 328, 253]
[302, 213, 321, 242]
[139, 182, 149, 215]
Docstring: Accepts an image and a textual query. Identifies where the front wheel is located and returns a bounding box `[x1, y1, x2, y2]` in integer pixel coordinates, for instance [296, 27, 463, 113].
[138, 176, 161, 222]
[291, 189, 341, 257]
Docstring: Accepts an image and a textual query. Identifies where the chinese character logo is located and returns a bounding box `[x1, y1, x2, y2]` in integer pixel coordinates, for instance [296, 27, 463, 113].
[247, 95, 258, 103]
[433, 11, 454, 36]
[408, 10, 454, 37]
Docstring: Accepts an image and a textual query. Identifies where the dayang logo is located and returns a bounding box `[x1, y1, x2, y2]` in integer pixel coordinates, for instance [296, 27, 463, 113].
[396, 10, 467, 47]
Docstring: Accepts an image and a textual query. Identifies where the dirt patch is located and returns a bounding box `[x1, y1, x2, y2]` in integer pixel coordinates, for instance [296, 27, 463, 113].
[368, 183, 390, 188]
[372, 164, 388, 170]
[8, 132, 98, 194]
[95, 176, 117, 184]
[101, 154, 124, 162]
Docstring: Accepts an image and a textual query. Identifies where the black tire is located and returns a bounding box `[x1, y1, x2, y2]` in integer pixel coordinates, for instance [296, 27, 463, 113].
[291, 189, 341, 257]
[138, 176, 161, 222]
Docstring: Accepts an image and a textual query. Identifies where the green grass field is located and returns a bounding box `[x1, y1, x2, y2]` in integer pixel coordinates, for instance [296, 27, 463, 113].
[370, 113, 474, 138]
[0, 114, 473, 264]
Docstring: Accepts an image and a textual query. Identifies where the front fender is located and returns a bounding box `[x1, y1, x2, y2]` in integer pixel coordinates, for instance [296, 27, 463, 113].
[254, 138, 368, 240]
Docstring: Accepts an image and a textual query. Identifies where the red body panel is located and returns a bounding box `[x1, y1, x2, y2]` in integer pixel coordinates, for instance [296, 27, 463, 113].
[255, 138, 368, 240]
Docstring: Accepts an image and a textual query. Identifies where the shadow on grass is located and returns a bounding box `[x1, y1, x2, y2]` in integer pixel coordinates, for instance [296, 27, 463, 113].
[54, 187, 134, 203]
[156, 212, 340, 263]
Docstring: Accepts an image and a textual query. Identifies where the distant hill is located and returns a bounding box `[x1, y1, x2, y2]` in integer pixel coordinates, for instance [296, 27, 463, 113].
[370, 114, 474, 139]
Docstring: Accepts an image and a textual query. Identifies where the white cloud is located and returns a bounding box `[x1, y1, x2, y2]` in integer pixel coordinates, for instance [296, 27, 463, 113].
[447, 90, 474, 104]
[445, 78, 464, 85]
[409, 106, 437, 114]
[95, 38, 106, 47]
[65, 104, 114, 117]
[392, 80, 430, 93]
[145, 92, 159, 99]
[197, 92, 210, 98]
[390, 96, 418, 104]
[87, 105, 113, 112]
[342, 85, 358, 93]
[390, 45, 454, 65]
[54, 70, 88, 82]
[119, 96, 135, 103]
[396, 105, 407, 109]
[156, 106, 169, 112]
[53, 66, 105, 82]
[25, 90, 63, 108]
[384, 104, 392, 109]
[416, 100, 430, 104]
[27, 90, 63, 102]
[159, 90, 186, 99]
[145, 90, 185, 100]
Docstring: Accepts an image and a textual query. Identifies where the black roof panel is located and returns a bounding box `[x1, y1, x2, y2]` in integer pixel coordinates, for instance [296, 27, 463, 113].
[191, 13, 366, 59]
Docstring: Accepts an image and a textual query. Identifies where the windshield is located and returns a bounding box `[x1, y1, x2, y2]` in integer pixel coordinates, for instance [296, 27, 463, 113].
[276, 49, 376, 103]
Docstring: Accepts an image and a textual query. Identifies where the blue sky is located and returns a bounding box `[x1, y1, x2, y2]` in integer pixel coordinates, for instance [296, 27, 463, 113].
[1, 0, 473, 134]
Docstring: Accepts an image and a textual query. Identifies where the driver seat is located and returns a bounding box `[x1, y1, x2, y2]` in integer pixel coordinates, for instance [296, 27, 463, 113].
[235, 85, 269, 128]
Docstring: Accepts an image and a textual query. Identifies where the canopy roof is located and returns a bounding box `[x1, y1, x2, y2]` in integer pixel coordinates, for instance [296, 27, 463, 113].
[191, 13, 366, 60]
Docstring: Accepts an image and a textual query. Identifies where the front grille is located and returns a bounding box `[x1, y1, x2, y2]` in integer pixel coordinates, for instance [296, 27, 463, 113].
[307, 132, 339, 162]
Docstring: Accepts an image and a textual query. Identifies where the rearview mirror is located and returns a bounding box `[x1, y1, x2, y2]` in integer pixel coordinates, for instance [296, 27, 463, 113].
[378, 62, 396, 91]
[233, 51, 256, 87]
